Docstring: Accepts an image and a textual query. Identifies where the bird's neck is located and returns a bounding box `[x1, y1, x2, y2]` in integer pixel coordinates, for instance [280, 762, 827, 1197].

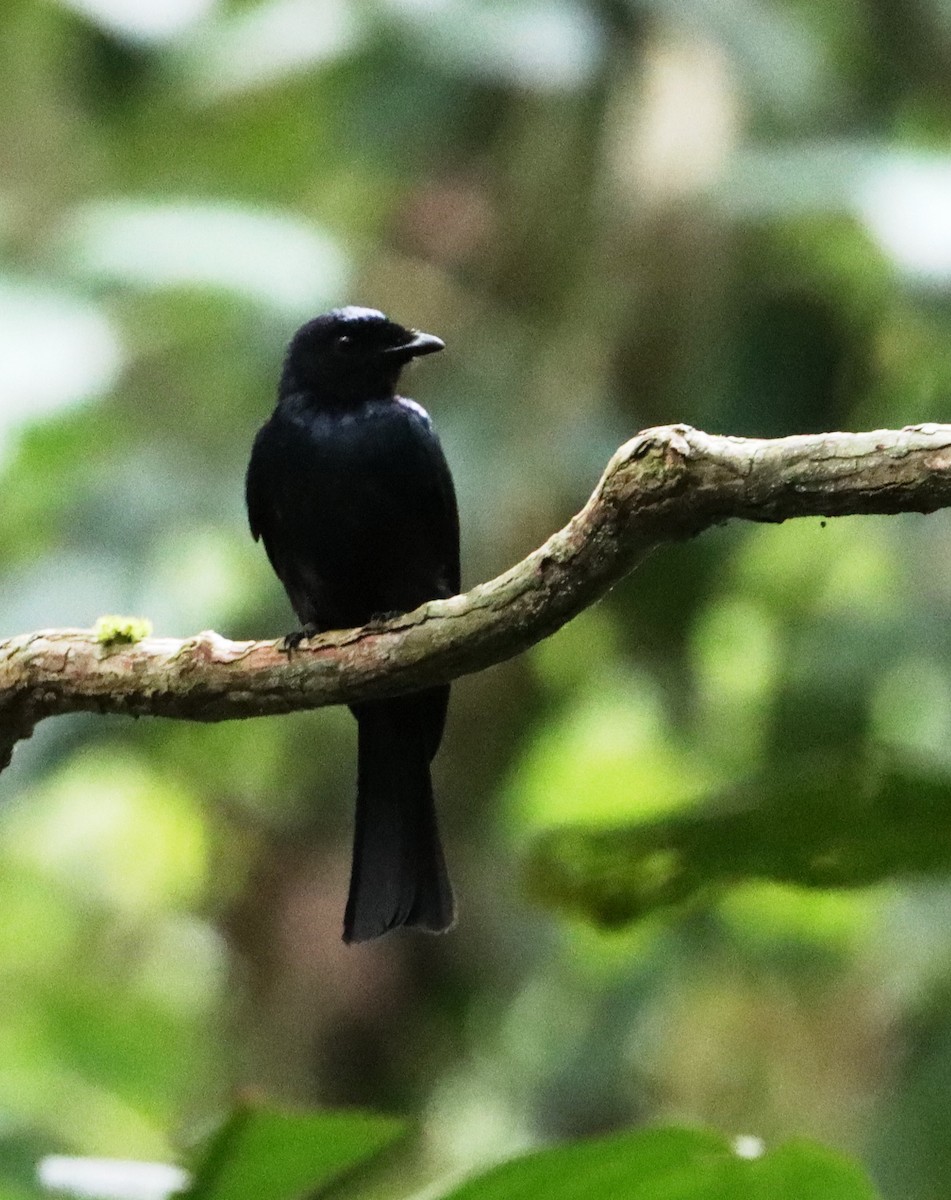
[278, 382, 399, 417]
[279, 363, 401, 411]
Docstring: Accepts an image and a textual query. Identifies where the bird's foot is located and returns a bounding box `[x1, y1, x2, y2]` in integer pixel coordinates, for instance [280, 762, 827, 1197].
[281, 624, 320, 653]
[365, 609, 403, 630]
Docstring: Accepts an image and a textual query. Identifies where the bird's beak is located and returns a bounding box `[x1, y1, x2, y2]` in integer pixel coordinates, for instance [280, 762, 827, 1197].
[384, 330, 445, 359]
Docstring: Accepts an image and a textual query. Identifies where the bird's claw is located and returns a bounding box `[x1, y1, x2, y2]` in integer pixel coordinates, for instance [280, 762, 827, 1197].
[281, 624, 320, 652]
[365, 609, 403, 630]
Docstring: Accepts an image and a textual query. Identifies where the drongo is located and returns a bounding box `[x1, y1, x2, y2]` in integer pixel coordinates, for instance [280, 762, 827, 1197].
[246, 307, 459, 943]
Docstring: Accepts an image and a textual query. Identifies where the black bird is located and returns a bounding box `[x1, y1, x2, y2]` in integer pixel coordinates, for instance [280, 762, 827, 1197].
[246, 306, 459, 943]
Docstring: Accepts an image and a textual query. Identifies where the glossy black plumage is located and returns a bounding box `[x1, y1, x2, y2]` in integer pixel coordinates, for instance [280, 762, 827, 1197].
[246, 306, 459, 943]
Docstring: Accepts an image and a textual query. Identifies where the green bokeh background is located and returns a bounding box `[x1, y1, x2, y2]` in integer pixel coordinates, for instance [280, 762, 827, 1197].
[3, 0, 951, 1197]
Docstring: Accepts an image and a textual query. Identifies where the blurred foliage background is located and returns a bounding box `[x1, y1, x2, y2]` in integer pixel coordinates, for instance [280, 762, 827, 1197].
[4, 0, 951, 1196]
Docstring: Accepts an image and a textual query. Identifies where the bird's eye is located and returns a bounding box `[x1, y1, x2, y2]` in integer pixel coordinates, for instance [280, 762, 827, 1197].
[334, 334, 352, 353]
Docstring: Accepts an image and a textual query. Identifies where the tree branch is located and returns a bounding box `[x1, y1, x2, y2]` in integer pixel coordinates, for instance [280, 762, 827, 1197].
[3, 422, 951, 765]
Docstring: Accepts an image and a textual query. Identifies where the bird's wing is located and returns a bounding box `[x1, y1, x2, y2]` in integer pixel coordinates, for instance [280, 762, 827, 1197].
[247, 414, 334, 625]
[245, 417, 289, 572]
[245, 426, 267, 543]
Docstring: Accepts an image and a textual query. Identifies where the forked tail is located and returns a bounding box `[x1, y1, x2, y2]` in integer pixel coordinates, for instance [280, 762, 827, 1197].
[343, 698, 454, 943]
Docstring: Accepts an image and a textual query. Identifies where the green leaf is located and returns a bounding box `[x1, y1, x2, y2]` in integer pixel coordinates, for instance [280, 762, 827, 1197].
[439, 1128, 725, 1200]
[436, 1129, 879, 1200]
[182, 1103, 408, 1200]
[526, 748, 951, 927]
[738, 1139, 881, 1200]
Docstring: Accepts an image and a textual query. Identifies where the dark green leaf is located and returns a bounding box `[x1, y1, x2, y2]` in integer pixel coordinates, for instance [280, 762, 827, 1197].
[526, 748, 951, 926]
[182, 1103, 407, 1200]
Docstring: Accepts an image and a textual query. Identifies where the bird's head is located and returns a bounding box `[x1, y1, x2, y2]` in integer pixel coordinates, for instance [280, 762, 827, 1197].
[280, 306, 445, 403]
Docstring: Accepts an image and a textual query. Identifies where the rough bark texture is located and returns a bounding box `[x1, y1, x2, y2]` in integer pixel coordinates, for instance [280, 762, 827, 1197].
[2, 422, 951, 767]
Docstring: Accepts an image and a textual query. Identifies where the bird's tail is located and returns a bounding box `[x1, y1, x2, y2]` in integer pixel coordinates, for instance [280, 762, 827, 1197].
[343, 696, 454, 944]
